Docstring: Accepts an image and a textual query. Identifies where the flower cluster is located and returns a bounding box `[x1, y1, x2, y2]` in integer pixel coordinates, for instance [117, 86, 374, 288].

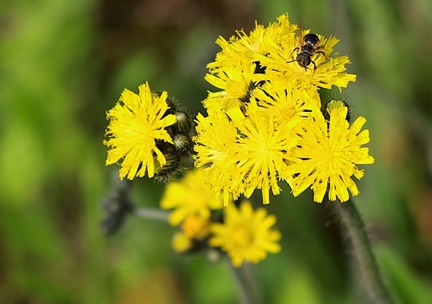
[160, 168, 281, 266]
[194, 14, 373, 204]
[102, 14, 375, 267]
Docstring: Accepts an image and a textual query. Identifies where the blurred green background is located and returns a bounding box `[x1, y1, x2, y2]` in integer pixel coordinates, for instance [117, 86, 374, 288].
[1, 0, 432, 303]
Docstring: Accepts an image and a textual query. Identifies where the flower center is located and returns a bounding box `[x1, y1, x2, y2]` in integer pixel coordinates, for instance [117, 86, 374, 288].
[231, 225, 254, 249]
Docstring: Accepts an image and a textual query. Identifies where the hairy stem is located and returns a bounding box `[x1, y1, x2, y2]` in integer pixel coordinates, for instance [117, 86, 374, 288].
[227, 260, 261, 304]
[331, 200, 394, 304]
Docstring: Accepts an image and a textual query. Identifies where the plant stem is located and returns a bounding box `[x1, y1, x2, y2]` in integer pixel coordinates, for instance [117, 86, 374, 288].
[226, 260, 261, 304]
[330, 200, 394, 304]
[134, 207, 170, 221]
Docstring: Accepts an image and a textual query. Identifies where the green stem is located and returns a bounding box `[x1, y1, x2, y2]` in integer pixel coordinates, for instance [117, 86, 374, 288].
[331, 200, 394, 304]
[226, 260, 261, 304]
[134, 207, 170, 221]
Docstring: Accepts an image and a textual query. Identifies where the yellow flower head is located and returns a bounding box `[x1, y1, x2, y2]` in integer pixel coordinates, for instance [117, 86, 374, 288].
[258, 32, 357, 90]
[207, 14, 297, 74]
[194, 100, 301, 205]
[287, 105, 375, 203]
[252, 80, 321, 124]
[160, 168, 225, 225]
[209, 201, 281, 267]
[203, 15, 298, 114]
[104, 82, 177, 180]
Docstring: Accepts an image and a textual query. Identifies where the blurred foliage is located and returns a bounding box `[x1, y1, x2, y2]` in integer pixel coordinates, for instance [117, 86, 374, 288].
[0, 0, 431, 303]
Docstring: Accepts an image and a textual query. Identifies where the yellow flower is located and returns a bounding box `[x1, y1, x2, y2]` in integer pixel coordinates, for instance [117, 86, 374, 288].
[194, 100, 301, 204]
[252, 80, 321, 124]
[104, 82, 176, 180]
[227, 103, 300, 204]
[206, 15, 356, 96]
[257, 32, 356, 90]
[287, 106, 375, 203]
[209, 201, 281, 267]
[207, 14, 297, 74]
[203, 15, 298, 116]
[160, 168, 225, 225]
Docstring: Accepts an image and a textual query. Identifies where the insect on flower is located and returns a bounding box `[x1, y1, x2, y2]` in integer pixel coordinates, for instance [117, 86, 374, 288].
[288, 33, 326, 71]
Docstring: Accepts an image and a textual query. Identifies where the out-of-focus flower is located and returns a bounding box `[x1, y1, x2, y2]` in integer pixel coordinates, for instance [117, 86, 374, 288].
[160, 168, 225, 225]
[209, 201, 281, 267]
